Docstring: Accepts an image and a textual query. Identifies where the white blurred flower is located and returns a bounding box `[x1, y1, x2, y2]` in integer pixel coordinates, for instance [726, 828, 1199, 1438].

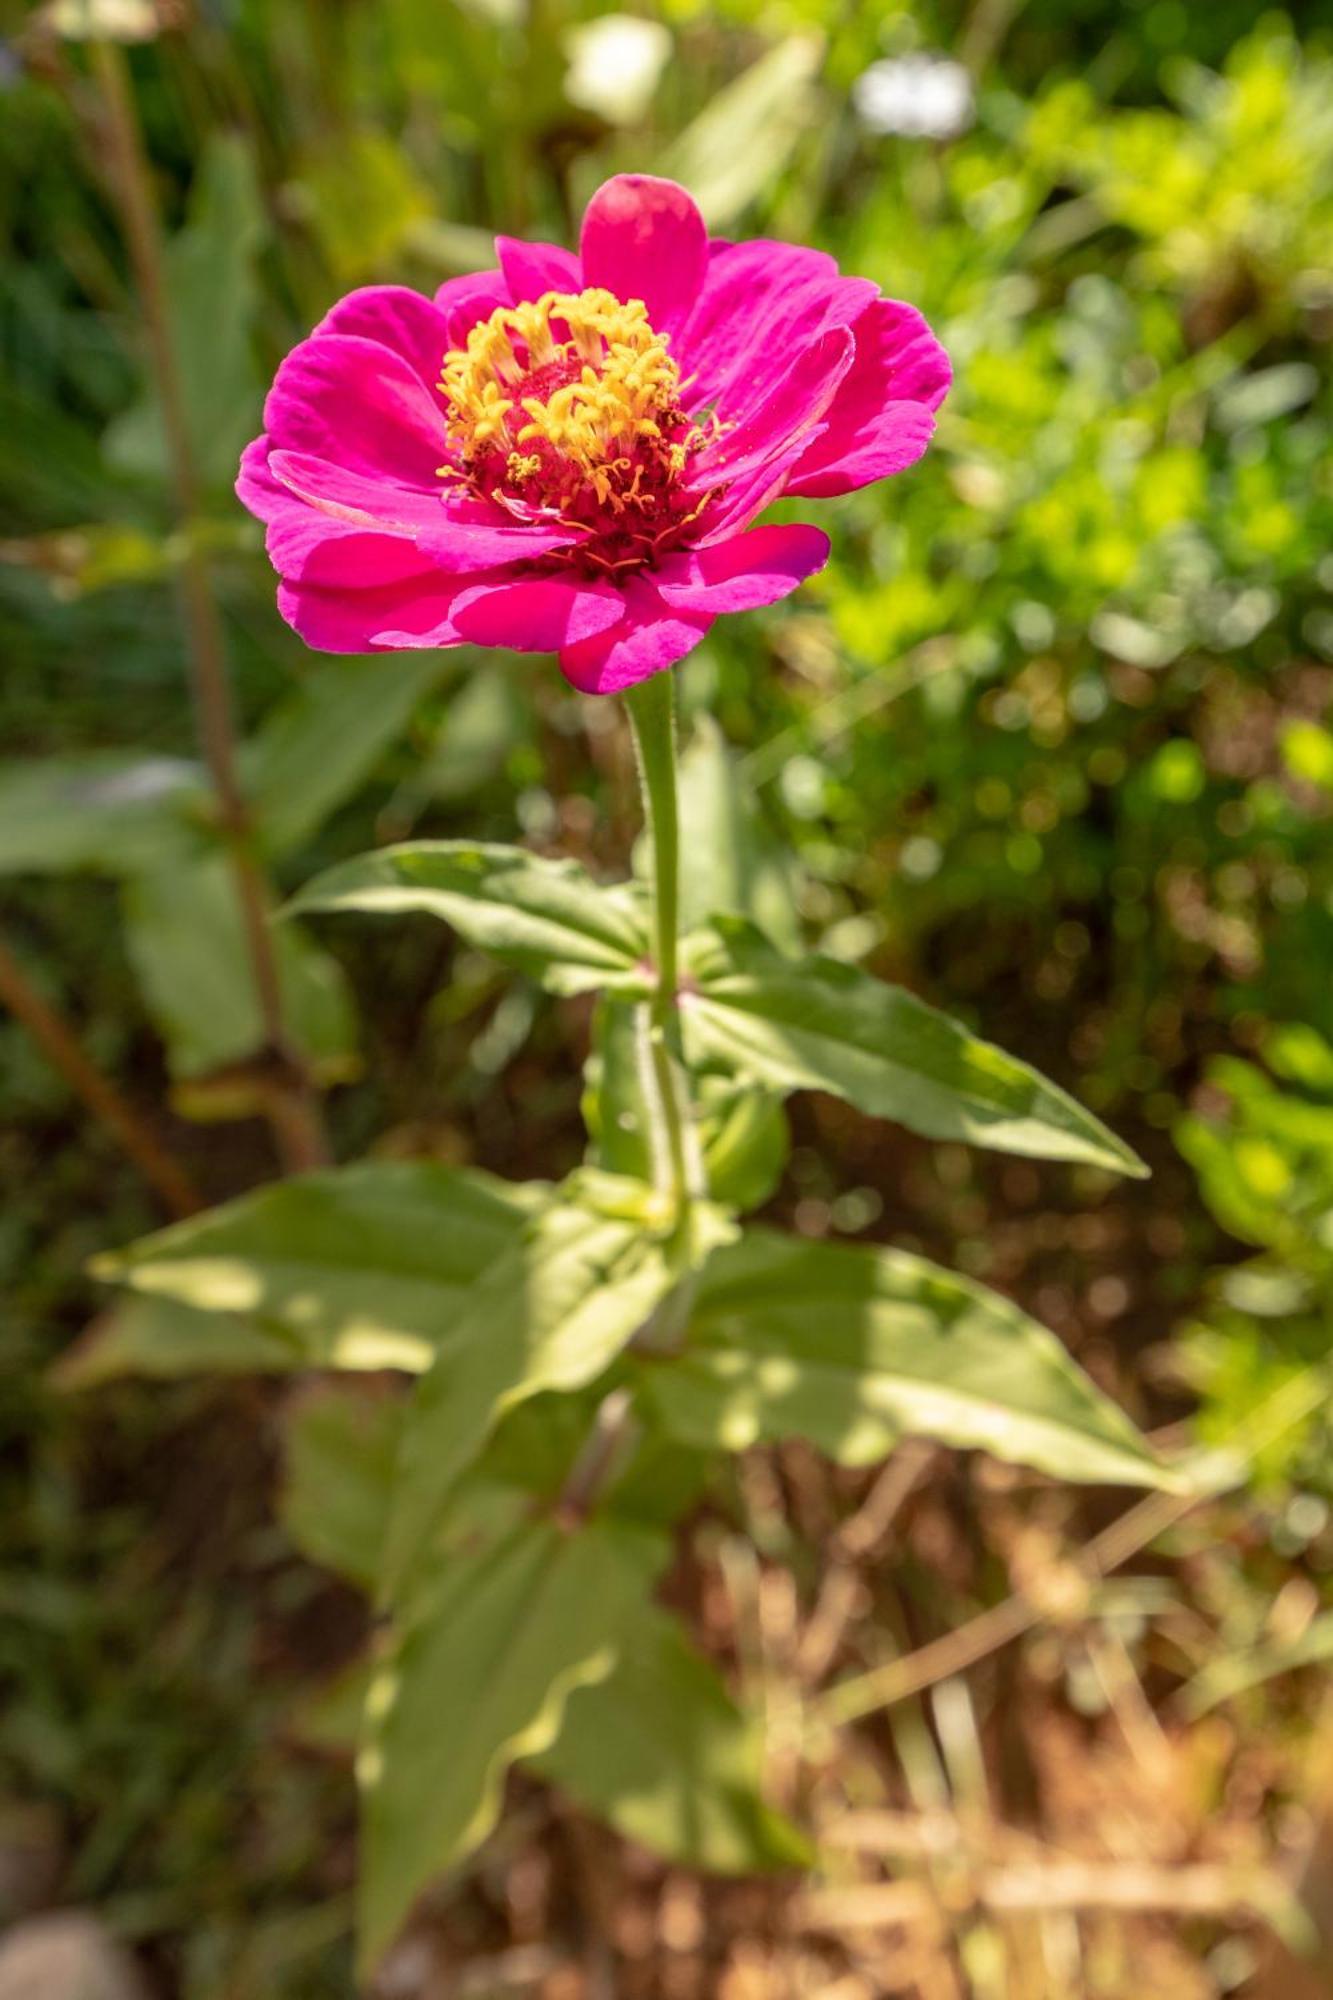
[564, 14, 672, 127]
[44, 0, 164, 39]
[853, 53, 974, 140]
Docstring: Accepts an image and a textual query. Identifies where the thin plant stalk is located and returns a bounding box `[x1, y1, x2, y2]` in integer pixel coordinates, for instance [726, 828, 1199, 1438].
[90, 36, 329, 1174]
[0, 932, 202, 1218]
[624, 671, 698, 1220]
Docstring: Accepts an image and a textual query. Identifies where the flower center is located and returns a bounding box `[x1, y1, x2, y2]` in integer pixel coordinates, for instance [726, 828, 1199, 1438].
[439, 288, 714, 573]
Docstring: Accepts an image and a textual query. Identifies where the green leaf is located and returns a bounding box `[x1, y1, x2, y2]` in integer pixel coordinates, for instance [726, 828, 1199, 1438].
[104, 134, 266, 489]
[0, 753, 204, 878]
[656, 34, 825, 230]
[698, 1081, 791, 1214]
[54, 1293, 302, 1387]
[383, 1176, 732, 1598]
[289, 841, 652, 997]
[123, 857, 358, 1092]
[242, 655, 450, 858]
[279, 1383, 404, 1589]
[90, 1161, 544, 1374]
[532, 1607, 809, 1873]
[672, 716, 802, 952]
[583, 997, 789, 1212]
[681, 918, 1146, 1176]
[359, 1514, 665, 1972]
[644, 1231, 1176, 1488]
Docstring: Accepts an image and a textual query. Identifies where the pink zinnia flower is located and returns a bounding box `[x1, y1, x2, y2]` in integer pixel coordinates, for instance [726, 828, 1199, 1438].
[238, 175, 950, 696]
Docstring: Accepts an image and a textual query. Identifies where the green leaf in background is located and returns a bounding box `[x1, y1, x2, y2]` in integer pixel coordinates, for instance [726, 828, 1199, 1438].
[532, 1606, 809, 1873]
[673, 716, 802, 952]
[122, 858, 358, 1094]
[242, 654, 451, 858]
[681, 917, 1147, 1176]
[0, 752, 204, 877]
[383, 1176, 734, 1599]
[279, 1383, 404, 1590]
[643, 1230, 1175, 1488]
[55, 1293, 301, 1387]
[296, 128, 433, 283]
[655, 33, 825, 230]
[104, 133, 266, 489]
[405, 661, 528, 810]
[289, 841, 653, 997]
[359, 1513, 666, 1973]
[90, 1161, 543, 1373]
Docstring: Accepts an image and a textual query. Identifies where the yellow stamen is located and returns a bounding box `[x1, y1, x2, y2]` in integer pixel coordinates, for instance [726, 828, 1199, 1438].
[439, 288, 686, 509]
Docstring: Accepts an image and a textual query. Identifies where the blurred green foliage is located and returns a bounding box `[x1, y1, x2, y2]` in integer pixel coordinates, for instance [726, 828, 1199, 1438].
[3, 0, 1333, 1991]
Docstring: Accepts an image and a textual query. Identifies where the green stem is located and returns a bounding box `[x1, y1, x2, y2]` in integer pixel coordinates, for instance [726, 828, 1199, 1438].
[625, 673, 694, 1221]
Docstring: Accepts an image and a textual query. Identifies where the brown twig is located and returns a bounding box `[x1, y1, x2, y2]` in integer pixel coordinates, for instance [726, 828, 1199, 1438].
[0, 932, 201, 1218]
[89, 36, 329, 1174]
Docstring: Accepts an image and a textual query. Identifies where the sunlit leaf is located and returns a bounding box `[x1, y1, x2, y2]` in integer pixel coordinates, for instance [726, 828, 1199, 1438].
[383, 1175, 733, 1598]
[532, 1607, 809, 1872]
[681, 917, 1146, 1176]
[90, 1161, 543, 1373]
[644, 1230, 1176, 1487]
[359, 1514, 666, 1972]
[289, 841, 652, 997]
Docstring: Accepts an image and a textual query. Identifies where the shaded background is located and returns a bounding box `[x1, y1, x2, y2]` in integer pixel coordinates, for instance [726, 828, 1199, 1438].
[3, 0, 1333, 1994]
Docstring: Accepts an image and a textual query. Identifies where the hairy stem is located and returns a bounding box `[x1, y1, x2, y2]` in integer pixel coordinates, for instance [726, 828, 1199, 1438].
[91, 37, 330, 1174]
[0, 932, 202, 1218]
[624, 672, 698, 1218]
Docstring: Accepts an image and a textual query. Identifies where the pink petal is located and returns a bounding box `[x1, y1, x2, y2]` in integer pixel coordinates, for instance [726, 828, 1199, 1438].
[267, 516, 440, 591]
[690, 328, 854, 493]
[314, 285, 451, 393]
[433, 270, 512, 346]
[263, 333, 445, 492]
[237, 433, 289, 524]
[655, 523, 830, 613]
[786, 299, 951, 498]
[450, 575, 626, 652]
[681, 241, 877, 416]
[579, 175, 708, 336]
[496, 235, 582, 302]
[276, 571, 474, 654]
[269, 448, 445, 530]
[559, 580, 712, 696]
[412, 517, 587, 573]
[267, 449, 584, 571]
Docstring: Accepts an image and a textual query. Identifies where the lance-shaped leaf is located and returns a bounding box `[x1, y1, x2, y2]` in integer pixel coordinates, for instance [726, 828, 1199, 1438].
[0, 752, 204, 878]
[123, 856, 358, 1090]
[288, 841, 652, 997]
[680, 917, 1146, 1176]
[532, 1606, 809, 1873]
[242, 653, 451, 858]
[383, 1177, 734, 1598]
[643, 1230, 1176, 1489]
[56, 1293, 302, 1387]
[89, 1162, 544, 1374]
[360, 1514, 666, 1972]
[280, 1383, 405, 1589]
